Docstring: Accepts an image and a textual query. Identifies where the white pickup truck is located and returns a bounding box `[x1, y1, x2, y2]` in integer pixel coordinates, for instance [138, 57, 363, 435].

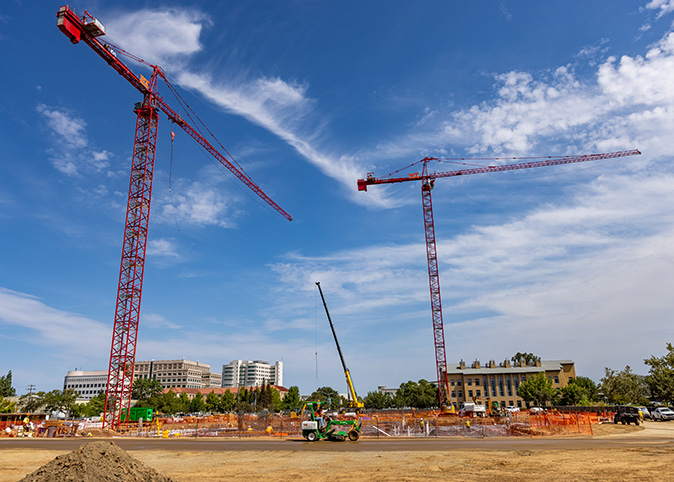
[652, 407, 674, 421]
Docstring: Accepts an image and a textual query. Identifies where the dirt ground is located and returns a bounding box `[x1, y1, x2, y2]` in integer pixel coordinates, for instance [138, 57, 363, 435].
[2, 421, 674, 482]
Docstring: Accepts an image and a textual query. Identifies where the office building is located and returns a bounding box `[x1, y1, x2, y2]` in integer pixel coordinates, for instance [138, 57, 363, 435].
[221, 360, 283, 388]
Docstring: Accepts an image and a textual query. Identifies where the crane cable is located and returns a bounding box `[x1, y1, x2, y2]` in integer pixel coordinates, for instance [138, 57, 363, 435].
[169, 131, 175, 191]
[168, 131, 181, 231]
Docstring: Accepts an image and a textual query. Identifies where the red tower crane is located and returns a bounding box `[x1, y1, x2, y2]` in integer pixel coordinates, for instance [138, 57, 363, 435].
[357, 149, 640, 408]
[56, 6, 292, 430]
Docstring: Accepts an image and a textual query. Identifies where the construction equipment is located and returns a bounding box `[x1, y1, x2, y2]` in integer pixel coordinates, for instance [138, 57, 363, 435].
[301, 401, 362, 442]
[56, 6, 292, 430]
[358, 149, 641, 409]
[316, 282, 365, 412]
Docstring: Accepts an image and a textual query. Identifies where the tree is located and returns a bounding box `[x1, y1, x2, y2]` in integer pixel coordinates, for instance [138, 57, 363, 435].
[270, 387, 282, 412]
[517, 372, 557, 406]
[573, 376, 599, 403]
[205, 391, 220, 413]
[511, 353, 537, 366]
[308, 386, 341, 411]
[395, 380, 438, 409]
[600, 366, 649, 405]
[190, 392, 205, 413]
[0, 371, 16, 397]
[42, 389, 78, 416]
[179, 392, 191, 413]
[0, 395, 16, 413]
[19, 391, 45, 412]
[158, 391, 183, 415]
[281, 386, 302, 412]
[218, 390, 233, 412]
[364, 390, 395, 410]
[131, 379, 164, 401]
[80, 391, 106, 418]
[558, 383, 584, 406]
[645, 342, 674, 405]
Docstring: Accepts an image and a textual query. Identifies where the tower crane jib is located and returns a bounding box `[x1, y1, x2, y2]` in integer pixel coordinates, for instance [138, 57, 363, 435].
[357, 149, 641, 409]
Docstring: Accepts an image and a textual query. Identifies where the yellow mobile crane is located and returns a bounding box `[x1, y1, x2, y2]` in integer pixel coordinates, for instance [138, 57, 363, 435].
[316, 282, 365, 412]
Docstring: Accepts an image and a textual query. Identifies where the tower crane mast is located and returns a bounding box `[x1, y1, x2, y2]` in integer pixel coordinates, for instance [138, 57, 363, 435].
[357, 149, 640, 409]
[57, 6, 292, 430]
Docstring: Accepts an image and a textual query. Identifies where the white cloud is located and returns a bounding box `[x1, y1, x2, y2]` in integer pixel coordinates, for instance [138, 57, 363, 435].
[105, 8, 387, 208]
[36, 104, 88, 149]
[36, 104, 112, 176]
[0, 288, 109, 357]
[369, 28, 674, 170]
[645, 0, 674, 18]
[147, 238, 180, 259]
[141, 313, 181, 329]
[105, 9, 206, 65]
[156, 178, 238, 228]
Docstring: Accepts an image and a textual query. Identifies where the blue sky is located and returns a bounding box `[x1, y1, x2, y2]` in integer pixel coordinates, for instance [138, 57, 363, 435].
[1, 1, 674, 398]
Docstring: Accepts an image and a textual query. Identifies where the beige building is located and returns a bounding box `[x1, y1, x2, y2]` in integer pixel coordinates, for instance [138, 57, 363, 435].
[134, 359, 222, 390]
[445, 358, 576, 410]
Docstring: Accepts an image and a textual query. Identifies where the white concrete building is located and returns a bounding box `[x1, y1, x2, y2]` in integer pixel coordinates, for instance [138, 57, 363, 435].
[63, 370, 108, 400]
[221, 360, 283, 388]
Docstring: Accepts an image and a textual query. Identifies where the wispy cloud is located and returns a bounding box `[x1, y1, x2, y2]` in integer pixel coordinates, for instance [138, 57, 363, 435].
[154, 175, 240, 228]
[36, 104, 111, 177]
[645, 0, 674, 18]
[0, 288, 109, 357]
[105, 8, 387, 207]
[147, 238, 181, 259]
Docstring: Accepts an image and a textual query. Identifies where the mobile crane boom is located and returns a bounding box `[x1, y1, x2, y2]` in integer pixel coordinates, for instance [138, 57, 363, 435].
[316, 282, 364, 410]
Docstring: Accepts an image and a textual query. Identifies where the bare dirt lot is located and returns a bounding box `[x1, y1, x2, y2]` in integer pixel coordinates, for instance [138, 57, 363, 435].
[2, 421, 674, 482]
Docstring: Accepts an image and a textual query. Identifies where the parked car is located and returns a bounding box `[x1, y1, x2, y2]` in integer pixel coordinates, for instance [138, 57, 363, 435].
[652, 407, 674, 421]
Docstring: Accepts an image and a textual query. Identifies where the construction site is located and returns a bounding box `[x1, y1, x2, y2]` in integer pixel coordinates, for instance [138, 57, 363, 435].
[2, 4, 673, 481]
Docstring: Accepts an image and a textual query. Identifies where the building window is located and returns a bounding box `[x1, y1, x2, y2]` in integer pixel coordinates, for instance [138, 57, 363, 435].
[468, 390, 473, 398]
[554, 376, 559, 384]
[450, 380, 455, 387]
[451, 391, 456, 398]
[466, 379, 472, 386]
[476, 390, 481, 397]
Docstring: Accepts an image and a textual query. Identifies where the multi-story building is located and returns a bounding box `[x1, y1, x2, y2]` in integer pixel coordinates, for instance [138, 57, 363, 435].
[445, 358, 576, 410]
[134, 359, 221, 390]
[65, 359, 223, 398]
[221, 360, 283, 388]
[63, 370, 108, 400]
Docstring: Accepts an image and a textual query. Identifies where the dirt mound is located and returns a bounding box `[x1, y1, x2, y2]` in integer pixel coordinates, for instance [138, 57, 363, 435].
[18, 441, 174, 482]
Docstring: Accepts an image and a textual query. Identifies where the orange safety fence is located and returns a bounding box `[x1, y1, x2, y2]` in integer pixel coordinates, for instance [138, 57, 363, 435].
[2, 408, 615, 438]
